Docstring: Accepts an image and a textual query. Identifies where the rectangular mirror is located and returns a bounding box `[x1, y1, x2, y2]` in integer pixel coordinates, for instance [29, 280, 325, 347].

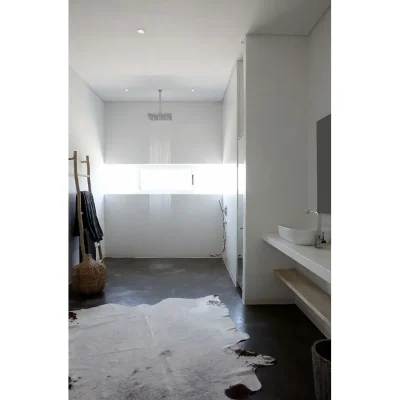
[317, 114, 331, 214]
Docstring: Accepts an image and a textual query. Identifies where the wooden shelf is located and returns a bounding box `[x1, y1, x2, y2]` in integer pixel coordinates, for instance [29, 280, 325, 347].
[275, 268, 331, 328]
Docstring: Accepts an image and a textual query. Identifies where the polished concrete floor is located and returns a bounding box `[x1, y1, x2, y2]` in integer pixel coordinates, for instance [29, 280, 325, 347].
[69, 258, 324, 400]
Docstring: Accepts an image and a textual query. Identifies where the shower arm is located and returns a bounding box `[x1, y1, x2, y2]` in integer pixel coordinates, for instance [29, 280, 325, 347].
[159, 89, 162, 115]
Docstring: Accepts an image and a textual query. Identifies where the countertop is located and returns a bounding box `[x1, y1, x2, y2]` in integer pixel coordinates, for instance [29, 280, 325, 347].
[263, 234, 331, 283]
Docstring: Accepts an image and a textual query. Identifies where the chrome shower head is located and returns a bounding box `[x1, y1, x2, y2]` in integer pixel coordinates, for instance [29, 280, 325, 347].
[147, 112, 172, 121]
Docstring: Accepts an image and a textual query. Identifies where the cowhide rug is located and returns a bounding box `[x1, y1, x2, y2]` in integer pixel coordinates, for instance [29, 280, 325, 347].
[69, 295, 276, 399]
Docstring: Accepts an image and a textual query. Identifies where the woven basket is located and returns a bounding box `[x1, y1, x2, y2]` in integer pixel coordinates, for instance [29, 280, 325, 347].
[71, 254, 107, 295]
[312, 339, 331, 400]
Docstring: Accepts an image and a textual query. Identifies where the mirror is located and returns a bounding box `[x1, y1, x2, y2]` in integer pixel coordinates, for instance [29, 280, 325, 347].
[237, 134, 245, 289]
[317, 114, 331, 214]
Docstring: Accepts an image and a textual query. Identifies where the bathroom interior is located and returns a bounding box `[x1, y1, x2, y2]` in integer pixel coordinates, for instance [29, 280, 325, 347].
[69, 1, 331, 398]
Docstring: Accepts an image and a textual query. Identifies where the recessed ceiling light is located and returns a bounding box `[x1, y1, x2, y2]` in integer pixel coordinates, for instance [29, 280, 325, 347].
[137, 29, 145, 35]
[191, 89, 195, 92]
[125, 89, 129, 92]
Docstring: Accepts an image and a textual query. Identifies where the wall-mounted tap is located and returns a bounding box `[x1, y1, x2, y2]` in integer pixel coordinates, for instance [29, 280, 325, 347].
[305, 210, 326, 248]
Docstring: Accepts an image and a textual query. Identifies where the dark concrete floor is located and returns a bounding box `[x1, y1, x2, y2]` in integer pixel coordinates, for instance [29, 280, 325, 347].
[69, 258, 324, 400]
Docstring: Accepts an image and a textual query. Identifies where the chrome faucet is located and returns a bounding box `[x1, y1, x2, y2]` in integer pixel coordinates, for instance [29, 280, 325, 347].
[306, 210, 326, 248]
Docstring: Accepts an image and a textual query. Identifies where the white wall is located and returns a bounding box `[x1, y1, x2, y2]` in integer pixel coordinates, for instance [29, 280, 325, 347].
[69, 67, 105, 269]
[308, 8, 331, 214]
[105, 102, 222, 164]
[243, 35, 309, 304]
[292, 9, 332, 304]
[222, 65, 238, 283]
[104, 101, 224, 258]
[237, 61, 245, 260]
[237, 60, 244, 138]
[105, 194, 222, 258]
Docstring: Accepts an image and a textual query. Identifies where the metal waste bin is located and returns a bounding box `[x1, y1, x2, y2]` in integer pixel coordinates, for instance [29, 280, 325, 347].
[311, 339, 331, 400]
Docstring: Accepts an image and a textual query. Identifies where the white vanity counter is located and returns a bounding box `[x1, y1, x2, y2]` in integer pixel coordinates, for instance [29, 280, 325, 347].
[263, 234, 331, 283]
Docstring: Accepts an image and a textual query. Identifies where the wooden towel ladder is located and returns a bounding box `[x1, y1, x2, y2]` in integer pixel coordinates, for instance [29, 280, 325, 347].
[69, 150, 104, 262]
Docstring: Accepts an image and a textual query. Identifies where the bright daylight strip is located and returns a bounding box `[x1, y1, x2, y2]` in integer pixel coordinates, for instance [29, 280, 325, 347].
[103, 164, 229, 195]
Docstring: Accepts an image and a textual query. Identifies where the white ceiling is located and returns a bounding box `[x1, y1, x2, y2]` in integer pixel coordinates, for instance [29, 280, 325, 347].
[69, 0, 330, 102]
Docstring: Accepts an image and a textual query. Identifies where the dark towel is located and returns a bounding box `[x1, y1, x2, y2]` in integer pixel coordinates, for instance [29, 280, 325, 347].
[74, 191, 104, 243]
[81, 229, 97, 262]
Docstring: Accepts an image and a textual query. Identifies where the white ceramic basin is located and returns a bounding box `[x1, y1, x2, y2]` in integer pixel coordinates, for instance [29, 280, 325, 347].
[278, 225, 331, 246]
[278, 225, 315, 245]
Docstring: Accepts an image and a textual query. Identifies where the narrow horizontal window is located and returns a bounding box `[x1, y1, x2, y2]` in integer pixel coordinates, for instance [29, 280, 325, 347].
[103, 164, 224, 194]
[140, 165, 193, 191]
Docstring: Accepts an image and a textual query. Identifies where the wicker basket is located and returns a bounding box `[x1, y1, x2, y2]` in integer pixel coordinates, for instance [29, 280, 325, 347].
[71, 254, 107, 295]
[312, 339, 331, 400]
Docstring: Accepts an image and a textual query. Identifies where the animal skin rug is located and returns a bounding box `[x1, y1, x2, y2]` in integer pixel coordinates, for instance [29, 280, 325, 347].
[69, 295, 276, 399]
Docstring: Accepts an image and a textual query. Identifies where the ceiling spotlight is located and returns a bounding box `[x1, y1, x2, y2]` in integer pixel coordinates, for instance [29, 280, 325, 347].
[191, 89, 195, 92]
[137, 29, 145, 35]
[125, 89, 129, 92]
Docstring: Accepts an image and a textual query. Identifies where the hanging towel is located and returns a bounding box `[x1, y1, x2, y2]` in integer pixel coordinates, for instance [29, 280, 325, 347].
[74, 191, 104, 243]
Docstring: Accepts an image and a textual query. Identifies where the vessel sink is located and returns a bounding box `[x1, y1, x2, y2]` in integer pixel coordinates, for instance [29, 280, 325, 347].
[278, 225, 315, 245]
[278, 225, 331, 246]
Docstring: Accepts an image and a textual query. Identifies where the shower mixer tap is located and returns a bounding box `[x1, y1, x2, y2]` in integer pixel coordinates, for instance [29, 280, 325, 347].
[305, 210, 326, 248]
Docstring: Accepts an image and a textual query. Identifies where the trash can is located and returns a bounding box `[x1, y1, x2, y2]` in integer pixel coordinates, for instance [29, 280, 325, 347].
[311, 339, 331, 400]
